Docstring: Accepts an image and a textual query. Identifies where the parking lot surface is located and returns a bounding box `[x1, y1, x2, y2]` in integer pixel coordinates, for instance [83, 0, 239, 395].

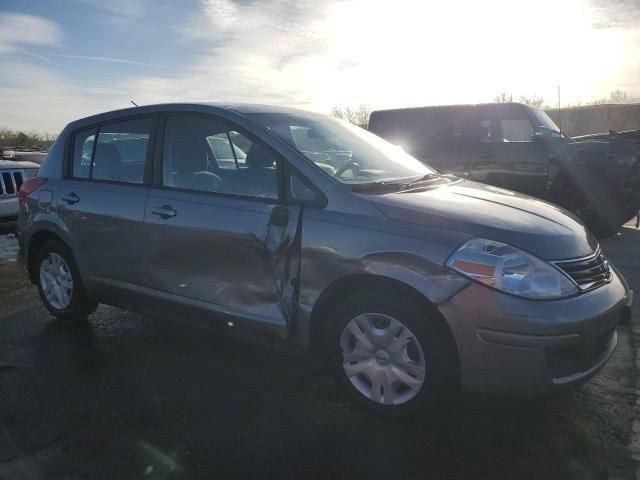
[0, 229, 638, 479]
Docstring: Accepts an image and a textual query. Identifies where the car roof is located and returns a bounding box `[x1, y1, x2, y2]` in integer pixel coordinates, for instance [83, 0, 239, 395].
[66, 103, 322, 130]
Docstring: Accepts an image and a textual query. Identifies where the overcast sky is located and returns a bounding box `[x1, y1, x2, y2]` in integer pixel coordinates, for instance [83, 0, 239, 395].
[0, 0, 639, 133]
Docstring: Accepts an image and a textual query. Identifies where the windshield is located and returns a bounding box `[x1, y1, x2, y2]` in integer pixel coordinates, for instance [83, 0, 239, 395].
[246, 112, 436, 184]
[531, 108, 562, 133]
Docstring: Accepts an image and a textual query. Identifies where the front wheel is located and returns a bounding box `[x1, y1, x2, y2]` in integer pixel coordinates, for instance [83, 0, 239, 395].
[36, 240, 98, 321]
[327, 293, 454, 416]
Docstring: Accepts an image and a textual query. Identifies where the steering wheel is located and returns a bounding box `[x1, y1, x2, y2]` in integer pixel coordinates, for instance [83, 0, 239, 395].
[335, 161, 360, 178]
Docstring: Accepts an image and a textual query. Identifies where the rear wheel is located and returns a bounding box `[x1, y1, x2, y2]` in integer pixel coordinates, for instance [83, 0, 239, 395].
[36, 240, 97, 321]
[326, 293, 454, 416]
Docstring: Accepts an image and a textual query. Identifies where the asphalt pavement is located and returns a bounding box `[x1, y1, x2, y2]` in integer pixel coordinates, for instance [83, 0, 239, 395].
[0, 228, 638, 480]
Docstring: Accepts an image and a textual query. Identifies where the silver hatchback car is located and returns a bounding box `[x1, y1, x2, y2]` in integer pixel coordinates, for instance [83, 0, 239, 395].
[17, 103, 632, 415]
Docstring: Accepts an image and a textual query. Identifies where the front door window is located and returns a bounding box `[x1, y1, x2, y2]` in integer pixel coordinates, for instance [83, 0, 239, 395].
[162, 116, 279, 199]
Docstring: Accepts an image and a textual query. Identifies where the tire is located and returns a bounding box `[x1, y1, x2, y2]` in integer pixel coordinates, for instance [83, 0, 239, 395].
[325, 292, 455, 416]
[35, 240, 98, 321]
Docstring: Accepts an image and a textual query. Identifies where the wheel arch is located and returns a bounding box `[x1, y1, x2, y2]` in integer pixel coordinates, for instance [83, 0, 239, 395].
[26, 227, 74, 284]
[308, 273, 460, 382]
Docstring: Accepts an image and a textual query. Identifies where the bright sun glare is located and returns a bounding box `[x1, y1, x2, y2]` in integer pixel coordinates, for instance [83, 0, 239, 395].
[0, 0, 638, 132]
[311, 0, 636, 110]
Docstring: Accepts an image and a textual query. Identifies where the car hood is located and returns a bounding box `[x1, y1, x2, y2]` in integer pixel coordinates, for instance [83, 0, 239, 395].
[369, 180, 597, 260]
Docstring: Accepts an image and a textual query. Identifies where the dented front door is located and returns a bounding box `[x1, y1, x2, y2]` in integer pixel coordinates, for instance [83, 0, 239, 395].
[143, 188, 301, 336]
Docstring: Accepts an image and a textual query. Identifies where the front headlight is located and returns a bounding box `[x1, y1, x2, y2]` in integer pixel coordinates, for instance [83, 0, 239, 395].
[447, 238, 578, 299]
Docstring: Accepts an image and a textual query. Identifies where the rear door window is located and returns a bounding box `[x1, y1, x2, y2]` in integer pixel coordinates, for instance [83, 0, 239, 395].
[92, 118, 153, 184]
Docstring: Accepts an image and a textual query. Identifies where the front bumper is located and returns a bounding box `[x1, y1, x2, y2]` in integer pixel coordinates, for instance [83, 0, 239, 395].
[439, 265, 632, 396]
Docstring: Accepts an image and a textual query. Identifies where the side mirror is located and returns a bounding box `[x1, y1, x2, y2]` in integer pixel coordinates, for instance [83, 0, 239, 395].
[288, 172, 327, 208]
[534, 126, 558, 139]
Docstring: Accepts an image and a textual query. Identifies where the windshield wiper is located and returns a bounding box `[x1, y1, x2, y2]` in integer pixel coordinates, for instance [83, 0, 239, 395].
[404, 173, 441, 188]
[350, 180, 409, 192]
[351, 173, 442, 193]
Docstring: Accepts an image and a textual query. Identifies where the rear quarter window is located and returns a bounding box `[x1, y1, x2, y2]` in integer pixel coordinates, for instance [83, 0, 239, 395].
[72, 128, 97, 179]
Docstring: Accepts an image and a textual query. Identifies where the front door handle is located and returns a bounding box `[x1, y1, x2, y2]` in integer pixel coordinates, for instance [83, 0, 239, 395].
[476, 152, 493, 159]
[61, 192, 80, 204]
[151, 205, 177, 219]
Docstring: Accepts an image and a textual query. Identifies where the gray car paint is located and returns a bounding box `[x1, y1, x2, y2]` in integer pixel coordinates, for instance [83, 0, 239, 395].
[17, 103, 631, 396]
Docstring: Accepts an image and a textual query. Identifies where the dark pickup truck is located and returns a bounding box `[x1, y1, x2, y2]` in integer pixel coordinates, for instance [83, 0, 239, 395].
[369, 103, 640, 237]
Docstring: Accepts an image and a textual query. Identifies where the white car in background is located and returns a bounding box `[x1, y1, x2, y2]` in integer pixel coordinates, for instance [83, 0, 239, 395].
[0, 159, 39, 233]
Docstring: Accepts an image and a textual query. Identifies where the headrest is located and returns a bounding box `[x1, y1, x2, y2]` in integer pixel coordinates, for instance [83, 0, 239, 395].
[94, 142, 122, 164]
[172, 140, 209, 173]
[245, 143, 276, 168]
[92, 142, 123, 180]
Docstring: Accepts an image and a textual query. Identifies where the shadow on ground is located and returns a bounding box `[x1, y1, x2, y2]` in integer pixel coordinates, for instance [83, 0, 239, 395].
[0, 230, 638, 479]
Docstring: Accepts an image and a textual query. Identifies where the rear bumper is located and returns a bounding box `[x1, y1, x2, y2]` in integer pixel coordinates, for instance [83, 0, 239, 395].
[439, 265, 631, 396]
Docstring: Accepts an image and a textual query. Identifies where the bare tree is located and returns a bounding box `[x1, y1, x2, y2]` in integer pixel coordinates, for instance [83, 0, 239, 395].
[494, 92, 546, 108]
[331, 104, 372, 127]
[608, 89, 631, 103]
[519, 94, 545, 109]
[588, 90, 635, 105]
[494, 92, 513, 103]
[0, 128, 57, 147]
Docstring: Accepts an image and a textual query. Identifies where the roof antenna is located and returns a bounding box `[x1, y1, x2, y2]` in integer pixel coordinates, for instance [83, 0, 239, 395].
[557, 85, 562, 136]
[130, 100, 138, 107]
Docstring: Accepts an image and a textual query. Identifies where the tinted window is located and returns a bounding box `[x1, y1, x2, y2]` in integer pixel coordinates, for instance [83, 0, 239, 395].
[162, 116, 279, 199]
[477, 119, 498, 143]
[501, 119, 534, 142]
[428, 117, 465, 143]
[92, 118, 152, 184]
[72, 128, 96, 179]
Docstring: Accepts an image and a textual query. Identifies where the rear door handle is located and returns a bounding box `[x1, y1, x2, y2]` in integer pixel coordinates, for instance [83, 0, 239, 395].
[476, 152, 493, 159]
[151, 205, 177, 219]
[61, 192, 80, 204]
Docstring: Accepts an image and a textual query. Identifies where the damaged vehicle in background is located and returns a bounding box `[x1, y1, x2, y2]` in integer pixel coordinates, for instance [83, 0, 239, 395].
[368, 102, 640, 238]
[0, 158, 39, 234]
[17, 103, 632, 415]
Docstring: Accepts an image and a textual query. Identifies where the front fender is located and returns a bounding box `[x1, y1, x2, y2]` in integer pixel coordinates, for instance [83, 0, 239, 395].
[293, 217, 471, 345]
[359, 251, 469, 304]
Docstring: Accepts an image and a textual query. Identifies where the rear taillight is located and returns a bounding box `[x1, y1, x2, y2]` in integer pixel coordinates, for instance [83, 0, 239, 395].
[18, 177, 47, 201]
